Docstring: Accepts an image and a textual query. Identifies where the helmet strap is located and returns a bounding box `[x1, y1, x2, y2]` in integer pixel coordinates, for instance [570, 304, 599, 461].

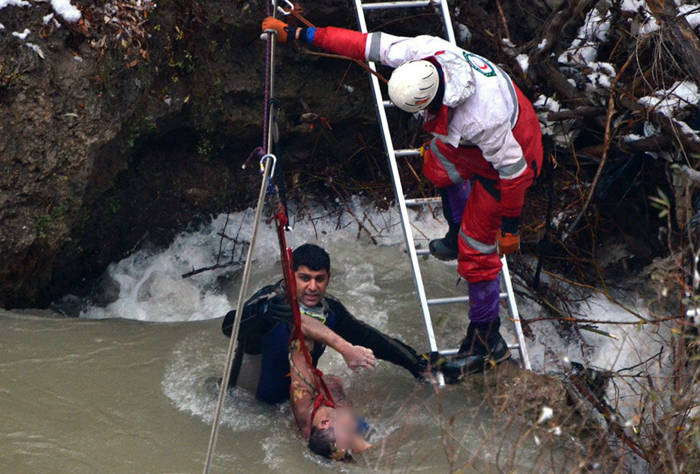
[427, 62, 445, 112]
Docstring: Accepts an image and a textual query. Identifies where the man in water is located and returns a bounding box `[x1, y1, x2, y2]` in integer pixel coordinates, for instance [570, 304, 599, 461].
[288, 337, 370, 460]
[221, 243, 426, 404]
[261, 18, 543, 376]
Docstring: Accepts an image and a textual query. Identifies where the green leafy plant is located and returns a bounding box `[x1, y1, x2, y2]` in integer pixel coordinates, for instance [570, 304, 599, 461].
[649, 188, 671, 219]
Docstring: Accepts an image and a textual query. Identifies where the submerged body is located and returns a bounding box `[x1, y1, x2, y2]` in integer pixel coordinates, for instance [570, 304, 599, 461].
[288, 339, 371, 460]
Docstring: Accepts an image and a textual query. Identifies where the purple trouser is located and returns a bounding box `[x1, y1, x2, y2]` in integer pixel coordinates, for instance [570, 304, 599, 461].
[443, 181, 471, 225]
[468, 276, 501, 323]
[444, 181, 500, 323]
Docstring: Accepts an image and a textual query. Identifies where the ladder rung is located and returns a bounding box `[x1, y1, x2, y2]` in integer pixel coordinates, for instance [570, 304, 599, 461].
[439, 348, 460, 356]
[362, 1, 433, 10]
[427, 296, 471, 305]
[394, 148, 421, 157]
[382, 100, 395, 107]
[416, 248, 430, 256]
[439, 343, 520, 357]
[427, 293, 508, 306]
[405, 197, 441, 206]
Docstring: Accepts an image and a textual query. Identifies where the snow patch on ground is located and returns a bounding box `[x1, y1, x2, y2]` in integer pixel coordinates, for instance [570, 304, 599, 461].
[11, 28, 30, 40]
[679, 3, 700, 28]
[676, 121, 700, 143]
[639, 81, 700, 117]
[25, 42, 44, 59]
[456, 23, 471, 44]
[533, 94, 575, 144]
[554, 6, 620, 104]
[558, 7, 611, 66]
[534, 94, 560, 113]
[586, 61, 616, 89]
[515, 53, 529, 73]
[51, 0, 81, 22]
[620, 0, 645, 12]
[639, 15, 659, 35]
[0, 0, 30, 9]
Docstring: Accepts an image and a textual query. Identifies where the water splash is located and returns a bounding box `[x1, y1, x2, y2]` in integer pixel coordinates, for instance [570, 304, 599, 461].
[81, 200, 447, 323]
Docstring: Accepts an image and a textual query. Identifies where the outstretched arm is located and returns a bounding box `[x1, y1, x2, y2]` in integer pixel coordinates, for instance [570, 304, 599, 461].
[329, 299, 425, 378]
[299, 314, 376, 371]
[262, 18, 438, 68]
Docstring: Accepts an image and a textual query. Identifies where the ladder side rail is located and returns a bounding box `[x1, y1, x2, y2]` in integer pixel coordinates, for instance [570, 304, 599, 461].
[437, 0, 456, 44]
[500, 257, 532, 370]
[353, 0, 440, 356]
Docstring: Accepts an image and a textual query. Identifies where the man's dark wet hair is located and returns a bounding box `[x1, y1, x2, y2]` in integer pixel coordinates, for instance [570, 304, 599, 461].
[308, 425, 343, 460]
[293, 244, 331, 273]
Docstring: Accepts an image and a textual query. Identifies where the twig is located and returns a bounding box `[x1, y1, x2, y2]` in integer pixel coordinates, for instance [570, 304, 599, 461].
[494, 0, 511, 43]
[215, 212, 230, 265]
[181, 261, 244, 279]
[561, 89, 616, 241]
[567, 373, 648, 460]
[327, 182, 378, 244]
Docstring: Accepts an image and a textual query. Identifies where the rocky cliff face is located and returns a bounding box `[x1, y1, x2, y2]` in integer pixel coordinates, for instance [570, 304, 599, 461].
[0, 0, 381, 308]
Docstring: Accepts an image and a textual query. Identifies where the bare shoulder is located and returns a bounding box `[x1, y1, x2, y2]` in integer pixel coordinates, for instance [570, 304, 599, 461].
[323, 374, 352, 408]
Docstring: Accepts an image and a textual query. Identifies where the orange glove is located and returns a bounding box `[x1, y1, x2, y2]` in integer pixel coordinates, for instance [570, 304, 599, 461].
[262, 17, 288, 43]
[497, 232, 520, 257]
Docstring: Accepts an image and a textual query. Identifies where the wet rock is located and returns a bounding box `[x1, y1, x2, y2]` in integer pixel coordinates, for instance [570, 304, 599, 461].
[88, 273, 121, 308]
[49, 294, 85, 318]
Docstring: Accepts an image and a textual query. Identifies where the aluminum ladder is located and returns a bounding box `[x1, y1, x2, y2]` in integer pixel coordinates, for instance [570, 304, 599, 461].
[353, 0, 532, 376]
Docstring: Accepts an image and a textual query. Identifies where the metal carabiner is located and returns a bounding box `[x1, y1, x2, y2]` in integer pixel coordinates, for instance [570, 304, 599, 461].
[277, 0, 294, 15]
[260, 153, 277, 180]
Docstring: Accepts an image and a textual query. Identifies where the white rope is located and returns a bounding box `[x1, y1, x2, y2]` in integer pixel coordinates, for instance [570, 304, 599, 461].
[202, 10, 278, 469]
[201, 156, 275, 474]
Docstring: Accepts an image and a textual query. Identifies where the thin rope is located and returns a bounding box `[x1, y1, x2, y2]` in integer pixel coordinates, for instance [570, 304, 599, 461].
[201, 2, 278, 472]
[201, 158, 275, 474]
[262, 0, 273, 152]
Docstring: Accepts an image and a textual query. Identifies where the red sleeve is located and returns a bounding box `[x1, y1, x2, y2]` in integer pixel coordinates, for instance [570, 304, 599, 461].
[500, 174, 529, 218]
[313, 27, 368, 61]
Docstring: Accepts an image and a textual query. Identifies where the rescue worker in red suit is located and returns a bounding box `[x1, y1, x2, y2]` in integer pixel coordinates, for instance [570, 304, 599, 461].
[262, 18, 543, 377]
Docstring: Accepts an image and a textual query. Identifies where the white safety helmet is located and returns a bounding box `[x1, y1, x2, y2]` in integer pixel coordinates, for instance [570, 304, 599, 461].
[388, 60, 440, 113]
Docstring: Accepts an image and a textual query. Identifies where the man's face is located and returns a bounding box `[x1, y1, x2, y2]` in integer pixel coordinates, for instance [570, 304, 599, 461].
[294, 265, 330, 307]
[329, 408, 361, 450]
[315, 407, 364, 452]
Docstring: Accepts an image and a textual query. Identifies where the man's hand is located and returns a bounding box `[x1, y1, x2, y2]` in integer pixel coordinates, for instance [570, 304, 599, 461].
[260, 294, 293, 322]
[497, 231, 520, 257]
[262, 17, 289, 43]
[341, 345, 376, 372]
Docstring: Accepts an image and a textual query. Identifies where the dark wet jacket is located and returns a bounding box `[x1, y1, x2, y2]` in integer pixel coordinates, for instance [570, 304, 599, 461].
[222, 282, 422, 404]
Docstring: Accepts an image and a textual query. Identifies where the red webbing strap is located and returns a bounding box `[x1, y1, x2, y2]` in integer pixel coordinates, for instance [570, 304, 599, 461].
[275, 206, 335, 426]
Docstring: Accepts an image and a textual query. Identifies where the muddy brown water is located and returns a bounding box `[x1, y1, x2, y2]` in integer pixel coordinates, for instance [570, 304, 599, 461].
[1, 212, 578, 473]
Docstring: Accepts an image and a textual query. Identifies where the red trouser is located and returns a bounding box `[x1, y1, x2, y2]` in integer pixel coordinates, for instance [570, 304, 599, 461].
[423, 86, 543, 282]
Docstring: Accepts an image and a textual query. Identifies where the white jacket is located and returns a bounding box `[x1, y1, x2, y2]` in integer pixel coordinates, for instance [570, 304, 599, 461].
[364, 33, 527, 180]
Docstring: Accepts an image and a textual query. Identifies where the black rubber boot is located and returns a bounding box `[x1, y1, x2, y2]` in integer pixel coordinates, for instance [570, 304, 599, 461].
[441, 319, 511, 381]
[414, 351, 445, 383]
[429, 221, 459, 261]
